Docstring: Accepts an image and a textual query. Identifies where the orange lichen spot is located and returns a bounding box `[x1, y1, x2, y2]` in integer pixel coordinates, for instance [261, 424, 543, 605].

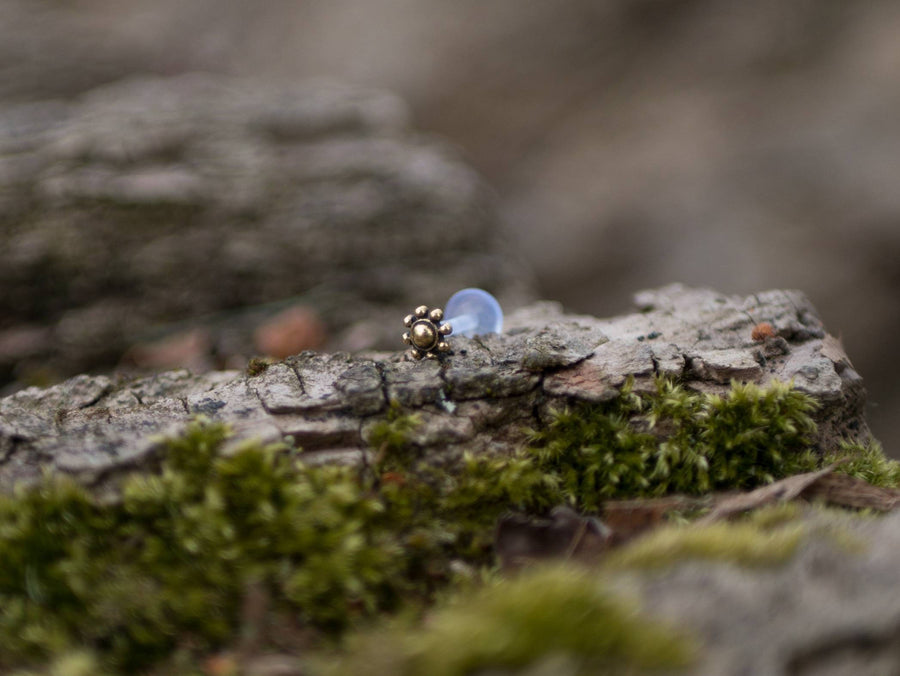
[751, 322, 776, 342]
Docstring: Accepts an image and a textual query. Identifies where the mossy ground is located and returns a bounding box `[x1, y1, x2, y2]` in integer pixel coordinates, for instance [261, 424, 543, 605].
[603, 505, 807, 570]
[825, 439, 900, 488]
[529, 378, 821, 506]
[0, 377, 896, 674]
[321, 564, 696, 676]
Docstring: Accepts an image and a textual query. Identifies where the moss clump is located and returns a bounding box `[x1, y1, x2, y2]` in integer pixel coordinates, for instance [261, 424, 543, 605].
[604, 504, 870, 572]
[370, 408, 561, 575]
[0, 421, 405, 672]
[245, 356, 274, 376]
[605, 509, 806, 570]
[379, 450, 560, 568]
[367, 404, 423, 471]
[326, 564, 695, 676]
[0, 416, 559, 673]
[529, 378, 819, 508]
[355, 377, 835, 589]
[826, 439, 900, 488]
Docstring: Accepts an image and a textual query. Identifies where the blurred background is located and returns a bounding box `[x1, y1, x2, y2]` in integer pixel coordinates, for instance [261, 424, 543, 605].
[1, 0, 898, 452]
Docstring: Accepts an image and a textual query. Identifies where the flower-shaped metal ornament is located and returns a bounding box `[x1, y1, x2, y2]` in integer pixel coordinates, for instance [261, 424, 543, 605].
[402, 305, 453, 359]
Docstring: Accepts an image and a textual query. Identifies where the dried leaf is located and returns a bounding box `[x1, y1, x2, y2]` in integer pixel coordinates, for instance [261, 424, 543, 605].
[699, 465, 840, 524]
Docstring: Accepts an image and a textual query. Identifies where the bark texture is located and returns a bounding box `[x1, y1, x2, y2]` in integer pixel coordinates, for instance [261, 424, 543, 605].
[0, 284, 867, 490]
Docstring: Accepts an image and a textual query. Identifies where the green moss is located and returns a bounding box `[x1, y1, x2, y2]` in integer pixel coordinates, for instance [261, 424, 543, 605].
[825, 439, 900, 488]
[363, 402, 561, 571]
[245, 356, 274, 376]
[0, 378, 879, 673]
[0, 421, 406, 672]
[326, 564, 695, 676]
[700, 380, 818, 486]
[529, 378, 820, 507]
[744, 501, 804, 529]
[601, 504, 871, 572]
[10, 650, 107, 676]
[605, 516, 805, 570]
[367, 404, 422, 471]
[372, 448, 560, 578]
[0, 415, 555, 673]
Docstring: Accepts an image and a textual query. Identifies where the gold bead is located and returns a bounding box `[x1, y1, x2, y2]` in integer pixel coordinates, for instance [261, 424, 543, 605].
[411, 320, 438, 351]
[403, 304, 452, 358]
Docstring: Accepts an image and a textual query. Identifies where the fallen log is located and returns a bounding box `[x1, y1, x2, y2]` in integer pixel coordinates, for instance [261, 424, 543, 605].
[0, 284, 869, 490]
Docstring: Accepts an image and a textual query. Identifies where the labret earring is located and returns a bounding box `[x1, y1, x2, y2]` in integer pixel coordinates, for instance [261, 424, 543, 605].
[402, 288, 504, 360]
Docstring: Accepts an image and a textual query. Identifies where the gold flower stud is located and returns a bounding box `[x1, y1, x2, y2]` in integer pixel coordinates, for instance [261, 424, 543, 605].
[402, 305, 453, 360]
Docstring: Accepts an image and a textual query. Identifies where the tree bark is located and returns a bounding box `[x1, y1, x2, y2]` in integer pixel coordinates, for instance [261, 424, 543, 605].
[0, 284, 868, 490]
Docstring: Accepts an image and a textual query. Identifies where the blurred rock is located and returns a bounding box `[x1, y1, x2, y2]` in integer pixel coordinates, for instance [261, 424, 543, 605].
[625, 509, 900, 675]
[240, 655, 306, 676]
[253, 305, 326, 359]
[122, 328, 214, 373]
[0, 73, 533, 384]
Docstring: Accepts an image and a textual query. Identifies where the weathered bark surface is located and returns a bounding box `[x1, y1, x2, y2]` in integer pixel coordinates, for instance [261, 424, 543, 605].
[0, 284, 867, 490]
[0, 74, 532, 381]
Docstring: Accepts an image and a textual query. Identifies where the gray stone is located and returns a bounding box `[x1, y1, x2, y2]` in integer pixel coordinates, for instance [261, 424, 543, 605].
[0, 73, 533, 384]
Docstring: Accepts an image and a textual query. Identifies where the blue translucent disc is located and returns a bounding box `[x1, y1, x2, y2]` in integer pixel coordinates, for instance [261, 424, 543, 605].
[444, 288, 503, 337]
